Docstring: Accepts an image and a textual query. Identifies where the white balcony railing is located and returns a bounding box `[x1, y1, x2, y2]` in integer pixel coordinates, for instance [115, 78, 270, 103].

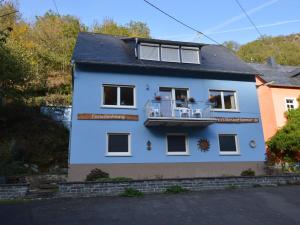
[145, 100, 214, 119]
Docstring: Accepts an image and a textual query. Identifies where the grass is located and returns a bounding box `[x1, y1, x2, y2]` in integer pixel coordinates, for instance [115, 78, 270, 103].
[120, 188, 144, 197]
[165, 185, 188, 194]
[0, 199, 32, 205]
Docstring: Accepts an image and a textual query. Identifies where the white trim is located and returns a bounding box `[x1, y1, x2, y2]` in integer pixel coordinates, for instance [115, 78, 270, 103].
[106, 133, 132, 157]
[102, 84, 136, 108]
[209, 89, 239, 111]
[218, 134, 240, 155]
[284, 97, 298, 110]
[166, 133, 189, 156]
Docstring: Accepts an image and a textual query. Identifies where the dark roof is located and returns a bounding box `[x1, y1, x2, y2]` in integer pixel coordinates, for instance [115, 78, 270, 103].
[249, 61, 300, 87]
[72, 32, 258, 78]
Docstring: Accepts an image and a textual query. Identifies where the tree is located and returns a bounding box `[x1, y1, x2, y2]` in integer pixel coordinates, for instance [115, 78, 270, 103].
[223, 41, 240, 53]
[92, 18, 150, 38]
[237, 34, 300, 66]
[267, 98, 300, 170]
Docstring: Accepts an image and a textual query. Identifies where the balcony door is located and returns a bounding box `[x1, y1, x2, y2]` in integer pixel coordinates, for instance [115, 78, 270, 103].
[159, 87, 189, 117]
[159, 88, 173, 117]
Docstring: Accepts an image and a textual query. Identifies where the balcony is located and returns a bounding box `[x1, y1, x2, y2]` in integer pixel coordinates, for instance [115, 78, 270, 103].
[144, 100, 217, 127]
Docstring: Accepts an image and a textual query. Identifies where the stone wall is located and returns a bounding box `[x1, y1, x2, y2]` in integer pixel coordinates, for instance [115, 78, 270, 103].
[0, 184, 29, 200]
[58, 175, 300, 197]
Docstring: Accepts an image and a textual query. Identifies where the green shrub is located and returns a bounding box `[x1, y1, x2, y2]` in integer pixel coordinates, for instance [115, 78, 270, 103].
[120, 188, 143, 197]
[165, 185, 188, 194]
[226, 184, 237, 190]
[241, 169, 255, 176]
[85, 168, 109, 181]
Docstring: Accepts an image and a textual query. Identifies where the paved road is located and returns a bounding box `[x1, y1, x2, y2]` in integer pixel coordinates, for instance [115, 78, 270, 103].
[1, 186, 300, 225]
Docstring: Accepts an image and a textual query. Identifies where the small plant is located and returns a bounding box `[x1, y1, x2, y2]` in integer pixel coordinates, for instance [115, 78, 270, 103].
[240, 169, 255, 176]
[188, 97, 196, 103]
[120, 188, 143, 197]
[226, 184, 237, 190]
[85, 168, 109, 181]
[155, 95, 161, 101]
[165, 185, 188, 194]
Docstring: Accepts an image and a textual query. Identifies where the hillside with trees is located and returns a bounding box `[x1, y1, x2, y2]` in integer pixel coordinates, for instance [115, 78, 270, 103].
[236, 33, 300, 66]
[0, 1, 151, 175]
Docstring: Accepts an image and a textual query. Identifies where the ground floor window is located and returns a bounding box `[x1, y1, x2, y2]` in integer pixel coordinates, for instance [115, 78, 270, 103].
[166, 134, 188, 155]
[107, 133, 131, 156]
[218, 134, 239, 155]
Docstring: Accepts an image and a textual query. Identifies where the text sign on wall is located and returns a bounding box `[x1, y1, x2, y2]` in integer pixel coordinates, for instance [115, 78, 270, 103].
[77, 113, 139, 121]
[216, 117, 259, 123]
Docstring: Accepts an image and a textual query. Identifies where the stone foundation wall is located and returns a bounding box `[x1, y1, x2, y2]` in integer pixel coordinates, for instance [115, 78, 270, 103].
[59, 175, 300, 197]
[0, 184, 29, 200]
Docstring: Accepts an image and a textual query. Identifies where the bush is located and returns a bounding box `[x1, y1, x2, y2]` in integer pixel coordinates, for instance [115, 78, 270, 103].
[165, 185, 188, 194]
[120, 188, 143, 197]
[241, 169, 255, 176]
[85, 168, 109, 181]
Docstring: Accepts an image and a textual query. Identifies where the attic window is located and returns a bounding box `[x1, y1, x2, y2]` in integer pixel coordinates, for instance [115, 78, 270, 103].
[138, 42, 200, 64]
[161, 45, 180, 62]
[139, 43, 159, 61]
[181, 47, 200, 64]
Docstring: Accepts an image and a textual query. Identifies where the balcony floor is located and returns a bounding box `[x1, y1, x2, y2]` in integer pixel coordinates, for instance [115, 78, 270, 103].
[144, 117, 217, 127]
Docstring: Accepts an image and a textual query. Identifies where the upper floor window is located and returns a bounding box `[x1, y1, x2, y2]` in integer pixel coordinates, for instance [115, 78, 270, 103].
[103, 85, 135, 108]
[138, 42, 200, 64]
[181, 47, 200, 64]
[285, 98, 297, 110]
[139, 43, 159, 61]
[209, 90, 237, 111]
[161, 45, 180, 63]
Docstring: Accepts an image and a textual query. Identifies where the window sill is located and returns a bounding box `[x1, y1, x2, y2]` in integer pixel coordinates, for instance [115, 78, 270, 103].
[211, 109, 240, 113]
[101, 105, 137, 110]
[219, 153, 240, 156]
[167, 153, 190, 156]
[106, 154, 132, 157]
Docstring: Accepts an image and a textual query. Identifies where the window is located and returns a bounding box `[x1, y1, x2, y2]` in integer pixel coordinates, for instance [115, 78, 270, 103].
[139, 43, 159, 61]
[138, 43, 200, 64]
[209, 90, 237, 111]
[181, 47, 200, 64]
[167, 134, 188, 155]
[161, 45, 180, 62]
[103, 85, 135, 107]
[285, 98, 297, 110]
[219, 134, 239, 155]
[174, 89, 188, 107]
[107, 133, 131, 156]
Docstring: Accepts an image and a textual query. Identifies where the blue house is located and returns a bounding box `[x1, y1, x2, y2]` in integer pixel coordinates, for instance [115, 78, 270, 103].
[69, 32, 265, 181]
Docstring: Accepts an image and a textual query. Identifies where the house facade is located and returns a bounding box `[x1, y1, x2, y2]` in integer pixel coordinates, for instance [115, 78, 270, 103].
[250, 59, 300, 141]
[69, 33, 265, 181]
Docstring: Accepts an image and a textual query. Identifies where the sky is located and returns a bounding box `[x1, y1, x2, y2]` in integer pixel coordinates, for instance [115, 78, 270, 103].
[17, 0, 300, 44]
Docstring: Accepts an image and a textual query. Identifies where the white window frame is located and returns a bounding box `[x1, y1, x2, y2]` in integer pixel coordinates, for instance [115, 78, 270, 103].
[218, 134, 240, 156]
[180, 46, 200, 64]
[138, 43, 160, 61]
[209, 89, 239, 112]
[160, 45, 180, 63]
[102, 84, 136, 109]
[166, 133, 189, 156]
[285, 97, 298, 110]
[106, 133, 131, 156]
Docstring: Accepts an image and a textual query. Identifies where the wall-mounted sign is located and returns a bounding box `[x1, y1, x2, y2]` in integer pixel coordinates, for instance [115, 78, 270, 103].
[77, 114, 139, 121]
[216, 117, 259, 123]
